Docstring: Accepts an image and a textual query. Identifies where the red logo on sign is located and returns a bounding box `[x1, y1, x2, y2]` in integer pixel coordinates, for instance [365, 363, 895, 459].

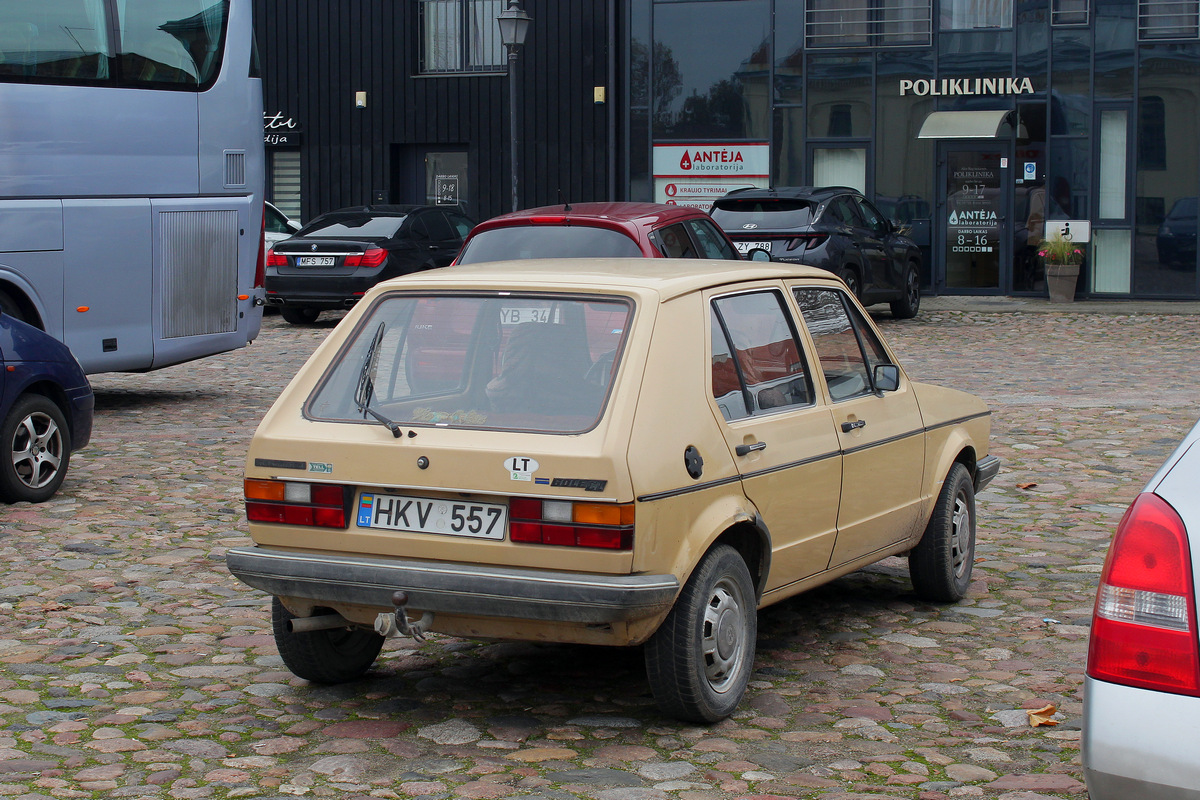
[665, 184, 677, 197]
[679, 152, 692, 171]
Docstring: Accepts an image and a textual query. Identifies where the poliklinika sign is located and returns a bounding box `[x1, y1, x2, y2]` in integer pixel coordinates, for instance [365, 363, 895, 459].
[900, 77, 1035, 97]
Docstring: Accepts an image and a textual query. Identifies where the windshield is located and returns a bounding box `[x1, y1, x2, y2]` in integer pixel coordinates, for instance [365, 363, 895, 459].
[709, 199, 815, 230]
[299, 214, 406, 239]
[308, 293, 634, 433]
[456, 225, 643, 263]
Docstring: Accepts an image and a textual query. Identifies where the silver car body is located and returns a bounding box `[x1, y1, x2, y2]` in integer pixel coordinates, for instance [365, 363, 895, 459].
[1083, 419, 1200, 800]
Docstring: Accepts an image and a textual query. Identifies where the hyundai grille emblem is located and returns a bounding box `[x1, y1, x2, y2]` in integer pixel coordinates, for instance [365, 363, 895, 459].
[742, 223, 758, 229]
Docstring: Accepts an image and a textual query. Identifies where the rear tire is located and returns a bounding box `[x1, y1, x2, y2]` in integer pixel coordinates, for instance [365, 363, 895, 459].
[909, 463, 976, 602]
[890, 262, 921, 319]
[280, 306, 321, 325]
[644, 544, 756, 723]
[837, 267, 861, 300]
[271, 598, 384, 683]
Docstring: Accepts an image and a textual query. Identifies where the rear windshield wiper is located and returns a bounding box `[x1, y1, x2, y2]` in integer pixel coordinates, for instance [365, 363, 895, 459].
[354, 322, 406, 439]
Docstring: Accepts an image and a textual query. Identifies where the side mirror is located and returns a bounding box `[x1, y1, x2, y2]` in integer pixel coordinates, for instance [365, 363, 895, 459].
[746, 247, 773, 262]
[288, 220, 302, 232]
[873, 364, 900, 393]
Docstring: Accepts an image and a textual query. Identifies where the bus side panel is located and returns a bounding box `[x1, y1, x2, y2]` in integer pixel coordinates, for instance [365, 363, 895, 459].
[63, 200, 154, 373]
[0, 85, 199, 198]
[0, 200, 66, 334]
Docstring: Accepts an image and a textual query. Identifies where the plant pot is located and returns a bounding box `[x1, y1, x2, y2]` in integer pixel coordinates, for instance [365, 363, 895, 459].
[1045, 263, 1080, 303]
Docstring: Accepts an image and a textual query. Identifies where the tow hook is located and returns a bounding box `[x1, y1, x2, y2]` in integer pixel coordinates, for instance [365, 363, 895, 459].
[373, 590, 433, 642]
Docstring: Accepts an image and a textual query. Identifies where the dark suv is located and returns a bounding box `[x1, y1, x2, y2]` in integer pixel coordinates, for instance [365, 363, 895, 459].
[266, 205, 473, 324]
[711, 187, 922, 318]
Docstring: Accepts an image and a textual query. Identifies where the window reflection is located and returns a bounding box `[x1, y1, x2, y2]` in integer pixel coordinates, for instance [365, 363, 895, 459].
[652, 0, 770, 139]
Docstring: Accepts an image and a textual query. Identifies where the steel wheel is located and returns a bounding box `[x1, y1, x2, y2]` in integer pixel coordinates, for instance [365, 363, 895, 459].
[645, 543, 757, 723]
[700, 576, 750, 692]
[949, 492, 971, 580]
[0, 395, 70, 503]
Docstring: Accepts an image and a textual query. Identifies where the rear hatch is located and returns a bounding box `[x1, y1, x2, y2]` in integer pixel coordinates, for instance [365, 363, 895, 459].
[245, 289, 644, 574]
[710, 196, 821, 259]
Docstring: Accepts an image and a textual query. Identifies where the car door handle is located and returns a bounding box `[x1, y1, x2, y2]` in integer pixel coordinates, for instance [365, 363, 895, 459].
[735, 441, 767, 456]
[428, 245, 439, 251]
[841, 419, 866, 432]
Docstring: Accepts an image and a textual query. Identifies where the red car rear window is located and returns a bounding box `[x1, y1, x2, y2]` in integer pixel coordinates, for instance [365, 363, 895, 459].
[457, 225, 644, 263]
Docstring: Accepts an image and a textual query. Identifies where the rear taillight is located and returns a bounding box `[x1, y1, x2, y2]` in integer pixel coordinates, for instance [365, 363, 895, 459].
[508, 498, 634, 550]
[266, 249, 288, 267]
[787, 234, 829, 252]
[255, 211, 267, 288]
[344, 247, 388, 268]
[245, 479, 351, 529]
[1087, 492, 1200, 696]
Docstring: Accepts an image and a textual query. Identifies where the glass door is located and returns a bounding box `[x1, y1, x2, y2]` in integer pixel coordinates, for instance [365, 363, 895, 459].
[938, 145, 1008, 292]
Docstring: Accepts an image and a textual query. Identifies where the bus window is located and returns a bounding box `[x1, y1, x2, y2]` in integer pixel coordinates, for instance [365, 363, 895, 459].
[117, 0, 229, 88]
[0, 0, 111, 81]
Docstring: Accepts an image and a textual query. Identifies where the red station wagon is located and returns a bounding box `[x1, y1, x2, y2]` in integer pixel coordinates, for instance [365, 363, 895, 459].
[453, 202, 743, 264]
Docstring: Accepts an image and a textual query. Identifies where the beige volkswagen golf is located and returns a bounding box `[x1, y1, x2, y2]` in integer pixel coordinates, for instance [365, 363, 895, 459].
[227, 258, 998, 723]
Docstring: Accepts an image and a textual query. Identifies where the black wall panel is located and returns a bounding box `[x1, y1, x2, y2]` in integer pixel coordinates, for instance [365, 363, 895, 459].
[254, 0, 615, 223]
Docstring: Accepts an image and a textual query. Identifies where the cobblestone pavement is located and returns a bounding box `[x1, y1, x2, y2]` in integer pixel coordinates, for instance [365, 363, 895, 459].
[4, 306, 1199, 800]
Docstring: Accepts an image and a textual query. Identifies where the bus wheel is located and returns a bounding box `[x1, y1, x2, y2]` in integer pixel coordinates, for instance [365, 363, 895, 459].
[280, 306, 321, 325]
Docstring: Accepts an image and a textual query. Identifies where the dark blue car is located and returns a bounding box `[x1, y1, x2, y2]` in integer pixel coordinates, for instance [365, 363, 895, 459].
[0, 315, 93, 503]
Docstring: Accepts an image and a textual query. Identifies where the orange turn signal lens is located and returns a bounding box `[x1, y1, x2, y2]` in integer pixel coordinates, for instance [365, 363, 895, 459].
[573, 503, 635, 526]
[244, 478, 286, 502]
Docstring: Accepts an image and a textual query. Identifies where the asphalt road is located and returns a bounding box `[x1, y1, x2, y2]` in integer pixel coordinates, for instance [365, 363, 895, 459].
[3, 305, 1198, 800]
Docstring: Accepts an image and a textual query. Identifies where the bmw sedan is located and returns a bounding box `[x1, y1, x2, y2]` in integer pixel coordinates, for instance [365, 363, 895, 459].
[1084, 417, 1200, 799]
[711, 186, 923, 318]
[266, 205, 474, 324]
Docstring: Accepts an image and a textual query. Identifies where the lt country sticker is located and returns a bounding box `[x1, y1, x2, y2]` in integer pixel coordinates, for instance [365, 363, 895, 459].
[504, 456, 539, 482]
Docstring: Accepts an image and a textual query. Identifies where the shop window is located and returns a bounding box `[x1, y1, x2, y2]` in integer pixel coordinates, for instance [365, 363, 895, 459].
[939, 0, 1012, 29]
[1139, 0, 1200, 39]
[1053, 0, 1089, 25]
[806, 0, 932, 47]
[418, 0, 504, 74]
[813, 148, 867, 193]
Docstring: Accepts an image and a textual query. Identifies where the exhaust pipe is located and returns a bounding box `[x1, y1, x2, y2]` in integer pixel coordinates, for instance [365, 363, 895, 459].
[286, 613, 352, 633]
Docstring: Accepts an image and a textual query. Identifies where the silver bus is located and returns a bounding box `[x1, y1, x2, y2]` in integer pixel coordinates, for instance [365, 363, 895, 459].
[0, 0, 265, 373]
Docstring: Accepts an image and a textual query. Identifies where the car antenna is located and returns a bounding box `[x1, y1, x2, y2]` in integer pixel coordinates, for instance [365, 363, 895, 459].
[558, 189, 571, 212]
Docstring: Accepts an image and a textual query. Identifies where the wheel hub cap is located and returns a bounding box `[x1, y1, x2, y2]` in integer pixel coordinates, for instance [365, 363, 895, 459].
[702, 580, 745, 693]
[11, 412, 63, 490]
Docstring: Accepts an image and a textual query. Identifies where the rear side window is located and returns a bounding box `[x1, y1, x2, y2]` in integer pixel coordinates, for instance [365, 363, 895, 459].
[117, 0, 229, 88]
[649, 223, 697, 258]
[307, 293, 634, 433]
[710, 291, 812, 421]
[710, 198, 816, 229]
[456, 226, 643, 263]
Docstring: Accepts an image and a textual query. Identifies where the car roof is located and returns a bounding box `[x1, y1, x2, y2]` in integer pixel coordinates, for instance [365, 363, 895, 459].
[468, 202, 712, 233]
[717, 186, 862, 204]
[373, 257, 836, 301]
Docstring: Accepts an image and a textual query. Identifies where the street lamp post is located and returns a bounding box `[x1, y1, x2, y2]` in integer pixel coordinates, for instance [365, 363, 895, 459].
[497, 1, 531, 213]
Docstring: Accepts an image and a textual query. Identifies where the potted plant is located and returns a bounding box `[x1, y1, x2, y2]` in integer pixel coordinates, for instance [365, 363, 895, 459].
[1038, 232, 1085, 303]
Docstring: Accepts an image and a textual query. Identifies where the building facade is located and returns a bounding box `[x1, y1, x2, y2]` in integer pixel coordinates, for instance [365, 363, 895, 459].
[258, 0, 1200, 299]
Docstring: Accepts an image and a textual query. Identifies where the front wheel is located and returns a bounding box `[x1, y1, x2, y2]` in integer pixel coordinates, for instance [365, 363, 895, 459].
[644, 544, 756, 723]
[0, 394, 70, 503]
[890, 262, 921, 319]
[271, 598, 385, 683]
[280, 306, 321, 325]
[909, 463, 976, 602]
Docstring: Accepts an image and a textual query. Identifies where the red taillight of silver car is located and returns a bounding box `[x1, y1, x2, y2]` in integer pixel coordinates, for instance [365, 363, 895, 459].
[1087, 492, 1200, 696]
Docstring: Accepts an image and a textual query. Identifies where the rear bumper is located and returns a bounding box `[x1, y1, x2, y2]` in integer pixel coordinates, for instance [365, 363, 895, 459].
[974, 454, 1001, 493]
[1083, 676, 1200, 800]
[225, 545, 680, 625]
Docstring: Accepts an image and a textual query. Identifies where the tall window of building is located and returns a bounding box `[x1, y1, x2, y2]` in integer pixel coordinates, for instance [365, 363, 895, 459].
[419, 0, 504, 74]
[1053, 0, 1089, 25]
[1139, 0, 1200, 39]
[806, 0, 932, 47]
[939, 0, 1012, 30]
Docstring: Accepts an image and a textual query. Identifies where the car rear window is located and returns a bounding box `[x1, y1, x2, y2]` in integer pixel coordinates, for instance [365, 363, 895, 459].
[299, 215, 406, 238]
[307, 293, 634, 433]
[709, 199, 815, 229]
[456, 225, 644, 263]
